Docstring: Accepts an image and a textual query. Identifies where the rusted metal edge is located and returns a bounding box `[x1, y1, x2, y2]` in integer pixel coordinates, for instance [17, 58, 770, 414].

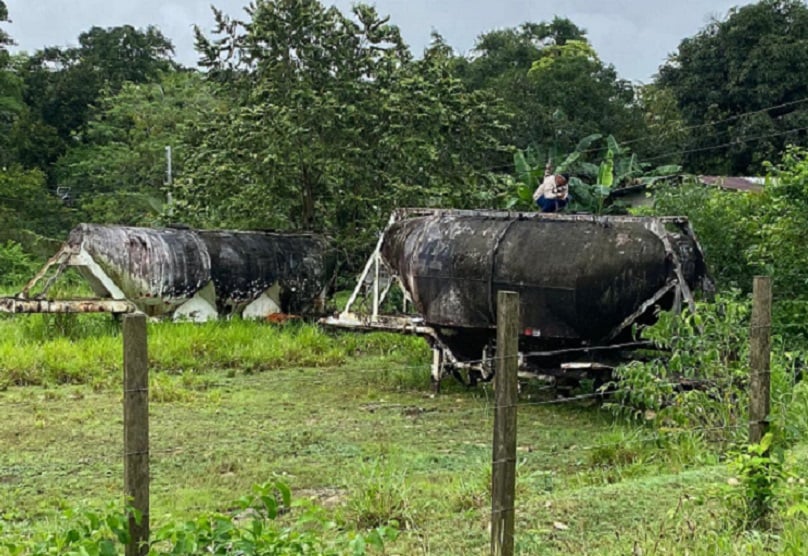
[0, 297, 136, 314]
[19, 246, 75, 298]
[393, 207, 690, 225]
[683, 219, 716, 294]
[644, 219, 696, 314]
[321, 313, 434, 336]
[522, 341, 654, 358]
[602, 281, 678, 342]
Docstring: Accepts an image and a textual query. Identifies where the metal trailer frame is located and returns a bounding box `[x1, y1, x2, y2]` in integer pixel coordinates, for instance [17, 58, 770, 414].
[0, 242, 136, 315]
[322, 208, 706, 386]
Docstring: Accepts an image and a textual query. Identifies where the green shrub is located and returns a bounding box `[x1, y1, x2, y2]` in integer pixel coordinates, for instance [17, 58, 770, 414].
[644, 180, 759, 292]
[611, 291, 806, 452]
[728, 433, 785, 530]
[646, 149, 808, 347]
[1, 482, 399, 555]
[610, 292, 751, 436]
[0, 241, 36, 287]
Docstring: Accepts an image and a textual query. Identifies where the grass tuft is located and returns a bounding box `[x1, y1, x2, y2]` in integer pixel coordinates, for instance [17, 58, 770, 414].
[345, 460, 419, 530]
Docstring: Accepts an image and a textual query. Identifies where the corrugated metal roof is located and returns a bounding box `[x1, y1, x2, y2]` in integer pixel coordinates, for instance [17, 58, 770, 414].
[698, 176, 764, 192]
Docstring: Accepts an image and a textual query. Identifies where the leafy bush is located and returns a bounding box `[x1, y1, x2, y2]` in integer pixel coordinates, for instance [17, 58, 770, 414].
[2, 482, 399, 555]
[610, 292, 803, 447]
[647, 148, 808, 345]
[610, 292, 751, 436]
[728, 433, 785, 530]
[0, 241, 36, 287]
[644, 180, 759, 291]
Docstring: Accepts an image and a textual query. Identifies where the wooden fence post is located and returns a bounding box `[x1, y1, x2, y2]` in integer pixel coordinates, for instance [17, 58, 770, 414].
[491, 291, 519, 556]
[749, 276, 772, 445]
[123, 313, 149, 556]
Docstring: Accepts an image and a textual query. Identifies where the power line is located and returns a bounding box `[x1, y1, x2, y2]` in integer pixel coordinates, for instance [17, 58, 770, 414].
[644, 125, 808, 163]
[622, 96, 808, 148]
[499, 96, 808, 174]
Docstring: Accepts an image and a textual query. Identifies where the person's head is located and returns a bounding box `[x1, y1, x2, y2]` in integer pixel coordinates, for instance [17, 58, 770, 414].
[556, 173, 570, 186]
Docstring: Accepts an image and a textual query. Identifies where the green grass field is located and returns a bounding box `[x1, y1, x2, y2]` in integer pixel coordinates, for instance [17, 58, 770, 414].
[1, 316, 808, 554]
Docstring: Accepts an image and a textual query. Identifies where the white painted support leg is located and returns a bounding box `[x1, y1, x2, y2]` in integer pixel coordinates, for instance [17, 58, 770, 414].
[431, 346, 444, 384]
[242, 283, 283, 320]
[173, 282, 218, 322]
[372, 252, 380, 322]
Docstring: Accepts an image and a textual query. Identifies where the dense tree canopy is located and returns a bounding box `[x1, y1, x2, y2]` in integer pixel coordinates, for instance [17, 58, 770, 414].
[13, 25, 176, 176]
[0, 0, 10, 49]
[179, 0, 511, 266]
[455, 18, 645, 156]
[0, 0, 22, 167]
[2, 0, 808, 297]
[658, 0, 808, 174]
[55, 72, 221, 226]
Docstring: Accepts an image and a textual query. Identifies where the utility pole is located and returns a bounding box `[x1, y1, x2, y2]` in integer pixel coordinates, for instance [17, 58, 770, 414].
[165, 146, 174, 218]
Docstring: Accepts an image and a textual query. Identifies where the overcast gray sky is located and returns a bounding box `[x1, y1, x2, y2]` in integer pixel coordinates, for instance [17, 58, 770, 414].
[5, 0, 756, 83]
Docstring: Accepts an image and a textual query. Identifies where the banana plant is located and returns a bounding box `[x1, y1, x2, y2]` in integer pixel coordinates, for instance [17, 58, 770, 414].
[511, 133, 601, 208]
[510, 133, 682, 214]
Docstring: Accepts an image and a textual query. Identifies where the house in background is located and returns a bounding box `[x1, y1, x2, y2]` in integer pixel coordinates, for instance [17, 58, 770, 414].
[609, 175, 766, 209]
[697, 175, 765, 193]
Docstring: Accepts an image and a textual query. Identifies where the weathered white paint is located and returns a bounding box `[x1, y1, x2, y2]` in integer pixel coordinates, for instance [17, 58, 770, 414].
[242, 283, 282, 319]
[70, 248, 127, 300]
[431, 346, 443, 383]
[173, 281, 218, 322]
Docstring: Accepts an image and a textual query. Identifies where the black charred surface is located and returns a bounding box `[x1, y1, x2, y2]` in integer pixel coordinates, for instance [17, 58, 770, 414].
[67, 224, 332, 316]
[68, 224, 210, 302]
[199, 231, 331, 315]
[382, 213, 708, 357]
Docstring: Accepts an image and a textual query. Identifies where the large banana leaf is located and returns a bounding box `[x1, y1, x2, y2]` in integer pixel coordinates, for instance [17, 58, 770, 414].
[607, 134, 621, 155]
[577, 162, 600, 178]
[514, 151, 534, 188]
[597, 149, 614, 187]
[557, 151, 581, 173]
[574, 133, 602, 153]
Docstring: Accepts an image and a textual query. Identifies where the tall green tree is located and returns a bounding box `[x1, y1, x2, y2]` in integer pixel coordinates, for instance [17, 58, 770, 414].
[456, 18, 644, 155]
[526, 38, 644, 155]
[657, 0, 808, 174]
[55, 71, 221, 226]
[180, 0, 511, 267]
[186, 0, 411, 230]
[0, 166, 71, 237]
[14, 25, 176, 176]
[0, 1, 23, 167]
[0, 1, 9, 48]
[635, 84, 688, 163]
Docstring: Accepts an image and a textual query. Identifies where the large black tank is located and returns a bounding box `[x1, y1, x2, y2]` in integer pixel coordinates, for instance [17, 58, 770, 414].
[381, 210, 710, 357]
[66, 224, 332, 318]
[68, 224, 210, 309]
[199, 230, 332, 315]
